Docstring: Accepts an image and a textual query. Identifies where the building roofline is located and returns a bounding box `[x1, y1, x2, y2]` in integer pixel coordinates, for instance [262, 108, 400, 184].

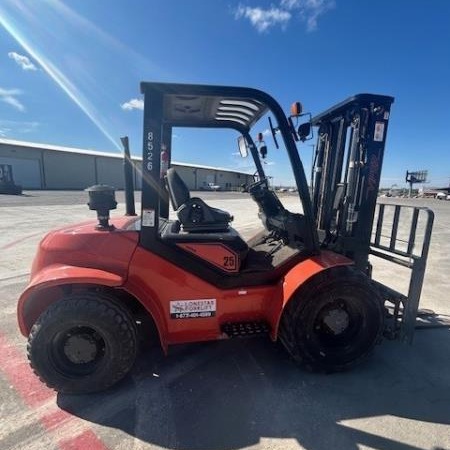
[0, 138, 252, 176]
[0, 137, 120, 158]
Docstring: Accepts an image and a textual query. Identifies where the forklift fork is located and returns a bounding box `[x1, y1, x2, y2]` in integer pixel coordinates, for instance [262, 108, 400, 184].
[370, 203, 434, 343]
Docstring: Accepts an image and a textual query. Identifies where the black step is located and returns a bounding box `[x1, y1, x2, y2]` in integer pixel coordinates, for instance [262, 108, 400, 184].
[221, 321, 270, 338]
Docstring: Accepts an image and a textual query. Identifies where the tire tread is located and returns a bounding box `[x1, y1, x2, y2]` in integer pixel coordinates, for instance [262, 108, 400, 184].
[27, 292, 138, 394]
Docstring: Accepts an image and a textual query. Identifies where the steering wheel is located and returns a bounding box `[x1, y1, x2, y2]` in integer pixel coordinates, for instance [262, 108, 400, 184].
[248, 178, 269, 197]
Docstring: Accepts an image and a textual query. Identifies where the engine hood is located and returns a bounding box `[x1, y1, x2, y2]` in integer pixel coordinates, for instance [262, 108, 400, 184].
[31, 216, 140, 281]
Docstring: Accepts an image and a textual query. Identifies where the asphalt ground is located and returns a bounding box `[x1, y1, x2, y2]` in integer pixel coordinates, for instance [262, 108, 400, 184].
[0, 192, 449, 450]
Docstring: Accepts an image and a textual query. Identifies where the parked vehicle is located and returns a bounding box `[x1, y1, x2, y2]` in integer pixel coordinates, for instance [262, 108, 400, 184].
[0, 164, 22, 195]
[206, 182, 221, 191]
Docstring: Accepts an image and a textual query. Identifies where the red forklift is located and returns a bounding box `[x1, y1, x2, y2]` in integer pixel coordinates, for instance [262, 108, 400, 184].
[18, 82, 434, 394]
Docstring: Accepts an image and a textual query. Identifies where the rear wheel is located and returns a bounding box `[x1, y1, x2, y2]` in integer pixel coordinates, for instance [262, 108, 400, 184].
[27, 292, 138, 394]
[279, 266, 384, 372]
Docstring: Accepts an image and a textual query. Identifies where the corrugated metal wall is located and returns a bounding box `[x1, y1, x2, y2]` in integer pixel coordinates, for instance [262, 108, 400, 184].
[43, 151, 96, 189]
[0, 141, 251, 190]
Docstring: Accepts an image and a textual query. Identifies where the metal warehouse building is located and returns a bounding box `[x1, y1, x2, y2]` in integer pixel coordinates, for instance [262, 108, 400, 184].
[0, 139, 253, 191]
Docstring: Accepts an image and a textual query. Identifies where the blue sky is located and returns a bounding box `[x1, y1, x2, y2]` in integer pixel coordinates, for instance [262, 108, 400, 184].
[0, 0, 449, 187]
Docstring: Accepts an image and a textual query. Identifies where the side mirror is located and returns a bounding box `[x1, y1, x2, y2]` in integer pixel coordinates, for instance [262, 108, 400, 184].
[297, 122, 311, 142]
[259, 145, 268, 159]
[237, 136, 248, 158]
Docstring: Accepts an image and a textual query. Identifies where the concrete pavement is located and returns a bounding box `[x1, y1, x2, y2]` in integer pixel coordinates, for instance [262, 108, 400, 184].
[0, 192, 449, 450]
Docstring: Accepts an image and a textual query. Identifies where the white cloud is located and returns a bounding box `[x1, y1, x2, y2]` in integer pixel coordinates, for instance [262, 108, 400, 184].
[121, 98, 144, 111]
[281, 0, 335, 31]
[236, 0, 334, 32]
[0, 87, 25, 111]
[235, 5, 291, 32]
[0, 120, 39, 135]
[21, 121, 39, 132]
[8, 51, 37, 71]
[0, 121, 39, 137]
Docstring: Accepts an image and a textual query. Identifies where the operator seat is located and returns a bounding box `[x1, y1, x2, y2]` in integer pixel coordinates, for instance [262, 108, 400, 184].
[166, 168, 232, 232]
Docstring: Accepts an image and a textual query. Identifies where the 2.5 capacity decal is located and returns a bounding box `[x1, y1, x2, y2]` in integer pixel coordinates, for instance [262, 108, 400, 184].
[170, 299, 216, 319]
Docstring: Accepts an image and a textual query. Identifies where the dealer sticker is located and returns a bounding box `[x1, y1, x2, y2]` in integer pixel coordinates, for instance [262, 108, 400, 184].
[170, 299, 216, 319]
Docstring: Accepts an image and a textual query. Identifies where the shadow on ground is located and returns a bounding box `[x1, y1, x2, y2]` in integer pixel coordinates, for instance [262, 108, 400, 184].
[58, 329, 450, 450]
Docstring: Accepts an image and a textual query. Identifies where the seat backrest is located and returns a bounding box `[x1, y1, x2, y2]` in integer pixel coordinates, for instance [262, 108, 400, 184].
[166, 168, 191, 210]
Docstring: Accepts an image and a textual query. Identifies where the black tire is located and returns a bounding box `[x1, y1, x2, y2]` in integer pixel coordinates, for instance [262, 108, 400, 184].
[27, 292, 138, 394]
[279, 266, 384, 373]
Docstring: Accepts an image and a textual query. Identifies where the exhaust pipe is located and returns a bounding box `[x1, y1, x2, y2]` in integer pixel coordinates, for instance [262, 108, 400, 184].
[120, 136, 136, 216]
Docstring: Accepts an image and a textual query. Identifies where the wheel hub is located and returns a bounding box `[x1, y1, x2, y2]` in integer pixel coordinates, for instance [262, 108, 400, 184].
[322, 308, 350, 335]
[63, 332, 99, 364]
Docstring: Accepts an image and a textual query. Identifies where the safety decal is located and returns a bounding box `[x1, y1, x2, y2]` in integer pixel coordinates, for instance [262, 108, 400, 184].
[170, 299, 216, 319]
[374, 121, 385, 142]
[142, 209, 155, 227]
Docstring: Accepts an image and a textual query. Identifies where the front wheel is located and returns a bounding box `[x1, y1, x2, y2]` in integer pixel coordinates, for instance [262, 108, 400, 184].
[279, 266, 384, 372]
[27, 292, 138, 394]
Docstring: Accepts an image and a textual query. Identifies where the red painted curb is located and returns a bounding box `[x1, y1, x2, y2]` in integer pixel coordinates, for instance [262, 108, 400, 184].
[0, 333, 109, 450]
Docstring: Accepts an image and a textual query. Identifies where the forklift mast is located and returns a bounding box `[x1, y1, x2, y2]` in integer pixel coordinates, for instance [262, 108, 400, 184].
[311, 94, 394, 272]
